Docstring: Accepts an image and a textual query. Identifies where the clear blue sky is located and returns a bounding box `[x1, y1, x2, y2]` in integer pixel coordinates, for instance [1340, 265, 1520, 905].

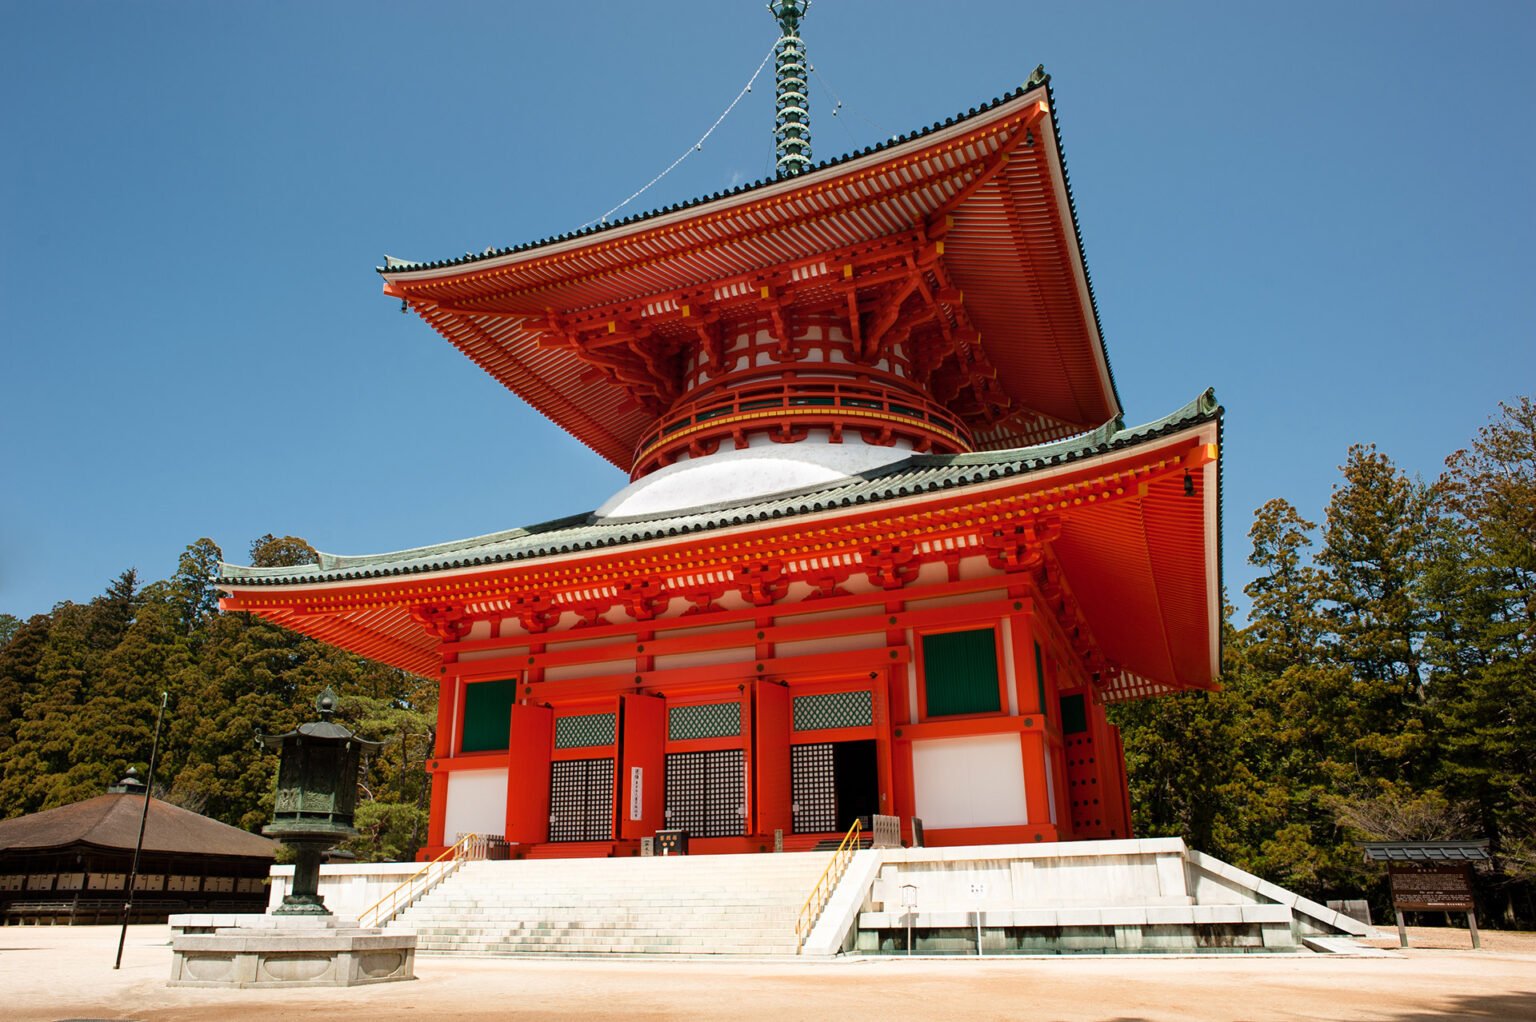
[3, 1, 1532, 623]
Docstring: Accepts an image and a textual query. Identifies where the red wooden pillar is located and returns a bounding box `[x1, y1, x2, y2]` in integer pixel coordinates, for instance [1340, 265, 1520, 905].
[422, 672, 460, 857]
[619, 693, 666, 839]
[422, 764, 449, 860]
[872, 668, 897, 820]
[753, 681, 791, 838]
[1020, 728, 1053, 826]
[1008, 608, 1041, 716]
[1100, 718, 1133, 839]
[435, 675, 457, 758]
[504, 703, 553, 845]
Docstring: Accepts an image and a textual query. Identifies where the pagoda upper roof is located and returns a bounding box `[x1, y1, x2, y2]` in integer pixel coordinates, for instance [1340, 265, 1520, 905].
[379, 71, 1123, 469]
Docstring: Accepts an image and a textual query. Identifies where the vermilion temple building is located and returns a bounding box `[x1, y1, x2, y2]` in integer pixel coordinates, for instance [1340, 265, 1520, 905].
[218, 61, 1222, 860]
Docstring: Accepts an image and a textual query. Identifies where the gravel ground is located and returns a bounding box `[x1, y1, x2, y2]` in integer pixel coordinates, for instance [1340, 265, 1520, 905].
[2, 923, 1533, 1022]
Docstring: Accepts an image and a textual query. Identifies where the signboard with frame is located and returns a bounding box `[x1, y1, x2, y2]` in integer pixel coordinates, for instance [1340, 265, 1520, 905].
[1387, 862, 1475, 912]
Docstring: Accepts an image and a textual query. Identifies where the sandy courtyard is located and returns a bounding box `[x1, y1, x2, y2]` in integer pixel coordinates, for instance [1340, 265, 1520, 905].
[1, 924, 1532, 1022]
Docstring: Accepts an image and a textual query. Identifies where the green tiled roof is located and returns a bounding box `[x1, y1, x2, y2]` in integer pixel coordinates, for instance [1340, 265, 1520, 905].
[218, 389, 1219, 588]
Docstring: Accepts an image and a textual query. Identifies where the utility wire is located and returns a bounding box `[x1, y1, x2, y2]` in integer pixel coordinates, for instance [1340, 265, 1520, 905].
[812, 63, 885, 146]
[581, 42, 778, 231]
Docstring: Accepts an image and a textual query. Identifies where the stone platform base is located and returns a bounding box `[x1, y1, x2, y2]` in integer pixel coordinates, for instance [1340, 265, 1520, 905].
[169, 917, 416, 987]
[832, 838, 1376, 957]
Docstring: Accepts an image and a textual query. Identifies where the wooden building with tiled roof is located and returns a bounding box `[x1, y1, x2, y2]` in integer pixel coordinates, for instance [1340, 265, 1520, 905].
[0, 772, 276, 924]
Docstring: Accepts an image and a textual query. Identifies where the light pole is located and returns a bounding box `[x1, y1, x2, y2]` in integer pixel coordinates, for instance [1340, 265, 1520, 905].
[114, 690, 168, 970]
[901, 882, 917, 956]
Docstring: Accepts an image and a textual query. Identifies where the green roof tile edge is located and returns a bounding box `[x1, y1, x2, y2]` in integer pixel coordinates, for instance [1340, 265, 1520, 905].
[218, 389, 1221, 588]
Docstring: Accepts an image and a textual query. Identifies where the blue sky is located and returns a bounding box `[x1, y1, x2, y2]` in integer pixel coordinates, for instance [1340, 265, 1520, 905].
[3, 1, 1532, 623]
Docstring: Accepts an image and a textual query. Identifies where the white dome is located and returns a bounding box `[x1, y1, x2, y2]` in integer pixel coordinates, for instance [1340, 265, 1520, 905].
[596, 433, 913, 520]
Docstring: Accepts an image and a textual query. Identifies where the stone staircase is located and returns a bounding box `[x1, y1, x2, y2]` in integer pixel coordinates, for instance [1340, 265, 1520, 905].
[388, 851, 832, 956]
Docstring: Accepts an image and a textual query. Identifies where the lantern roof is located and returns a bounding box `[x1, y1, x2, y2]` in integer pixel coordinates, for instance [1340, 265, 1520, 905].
[255, 687, 382, 749]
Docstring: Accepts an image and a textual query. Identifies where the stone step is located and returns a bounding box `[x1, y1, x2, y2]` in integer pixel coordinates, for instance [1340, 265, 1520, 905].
[414, 903, 804, 909]
[407, 914, 796, 924]
[410, 924, 794, 938]
[390, 850, 833, 956]
[416, 943, 794, 956]
[414, 934, 798, 952]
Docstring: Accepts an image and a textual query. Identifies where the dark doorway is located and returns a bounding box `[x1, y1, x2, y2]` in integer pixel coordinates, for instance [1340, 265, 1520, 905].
[832, 740, 879, 829]
[792, 739, 879, 833]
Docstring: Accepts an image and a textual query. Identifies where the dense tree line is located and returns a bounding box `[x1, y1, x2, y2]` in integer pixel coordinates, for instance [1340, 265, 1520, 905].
[0, 536, 434, 862]
[1113, 397, 1535, 925]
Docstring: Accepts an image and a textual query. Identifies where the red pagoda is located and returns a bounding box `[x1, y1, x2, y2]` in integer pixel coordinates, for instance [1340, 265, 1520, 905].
[218, 10, 1221, 860]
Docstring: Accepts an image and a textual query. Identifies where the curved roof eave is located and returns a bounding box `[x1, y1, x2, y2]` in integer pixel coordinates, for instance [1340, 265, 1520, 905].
[378, 72, 1056, 281]
[218, 389, 1219, 590]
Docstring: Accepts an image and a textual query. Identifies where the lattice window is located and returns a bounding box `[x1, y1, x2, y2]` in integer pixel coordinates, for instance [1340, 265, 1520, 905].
[792, 691, 873, 731]
[668, 702, 741, 741]
[549, 757, 615, 842]
[555, 712, 616, 749]
[664, 749, 745, 837]
[791, 743, 837, 833]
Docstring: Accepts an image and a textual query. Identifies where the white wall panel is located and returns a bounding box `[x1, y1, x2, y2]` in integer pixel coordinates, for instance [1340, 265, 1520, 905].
[912, 734, 1027, 829]
[443, 768, 507, 841]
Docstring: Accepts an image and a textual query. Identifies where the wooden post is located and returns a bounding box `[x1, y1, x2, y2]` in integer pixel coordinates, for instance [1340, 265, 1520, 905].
[1395, 909, 1409, 948]
[1467, 909, 1480, 950]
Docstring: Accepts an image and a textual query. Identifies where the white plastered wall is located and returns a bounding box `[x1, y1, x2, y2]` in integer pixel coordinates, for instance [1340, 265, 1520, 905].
[443, 768, 507, 841]
[911, 734, 1028, 829]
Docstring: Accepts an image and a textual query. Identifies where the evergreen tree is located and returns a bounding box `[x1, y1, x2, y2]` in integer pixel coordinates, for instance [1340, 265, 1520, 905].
[1429, 399, 1536, 888]
[0, 535, 435, 861]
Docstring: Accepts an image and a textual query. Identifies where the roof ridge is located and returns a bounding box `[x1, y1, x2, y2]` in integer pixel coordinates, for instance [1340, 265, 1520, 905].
[376, 76, 1049, 276]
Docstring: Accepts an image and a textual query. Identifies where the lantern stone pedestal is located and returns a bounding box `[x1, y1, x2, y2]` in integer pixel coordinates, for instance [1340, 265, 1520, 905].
[169, 915, 417, 987]
[168, 689, 416, 988]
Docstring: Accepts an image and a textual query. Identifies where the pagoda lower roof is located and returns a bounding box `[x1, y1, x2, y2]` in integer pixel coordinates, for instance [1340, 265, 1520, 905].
[219, 391, 1223, 701]
[379, 73, 1121, 469]
[223, 392, 1215, 585]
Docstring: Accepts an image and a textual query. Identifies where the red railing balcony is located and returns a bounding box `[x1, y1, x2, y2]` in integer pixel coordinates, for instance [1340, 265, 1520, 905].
[631, 378, 973, 478]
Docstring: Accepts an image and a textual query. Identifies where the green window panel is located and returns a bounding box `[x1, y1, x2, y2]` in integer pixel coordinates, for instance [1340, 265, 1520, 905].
[1059, 693, 1088, 735]
[922, 628, 1001, 718]
[461, 678, 518, 752]
[792, 691, 873, 731]
[1034, 641, 1048, 719]
[668, 702, 741, 741]
[555, 712, 616, 749]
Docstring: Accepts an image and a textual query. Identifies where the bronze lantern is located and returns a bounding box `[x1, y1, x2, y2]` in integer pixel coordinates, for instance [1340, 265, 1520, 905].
[257, 687, 380, 915]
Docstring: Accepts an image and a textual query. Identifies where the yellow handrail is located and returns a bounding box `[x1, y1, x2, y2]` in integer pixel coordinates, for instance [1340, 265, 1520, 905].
[794, 818, 864, 953]
[356, 832, 482, 929]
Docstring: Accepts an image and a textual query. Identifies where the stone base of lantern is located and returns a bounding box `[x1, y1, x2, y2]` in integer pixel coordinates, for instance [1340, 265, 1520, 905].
[168, 915, 415, 987]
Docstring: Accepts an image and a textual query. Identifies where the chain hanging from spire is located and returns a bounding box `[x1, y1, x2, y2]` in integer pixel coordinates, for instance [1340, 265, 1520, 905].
[768, 1, 811, 177]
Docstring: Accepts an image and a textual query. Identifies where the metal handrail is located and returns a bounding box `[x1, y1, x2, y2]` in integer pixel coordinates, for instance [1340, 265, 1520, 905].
[794, 818, 863, 953]
[356, 832, 483, 929]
